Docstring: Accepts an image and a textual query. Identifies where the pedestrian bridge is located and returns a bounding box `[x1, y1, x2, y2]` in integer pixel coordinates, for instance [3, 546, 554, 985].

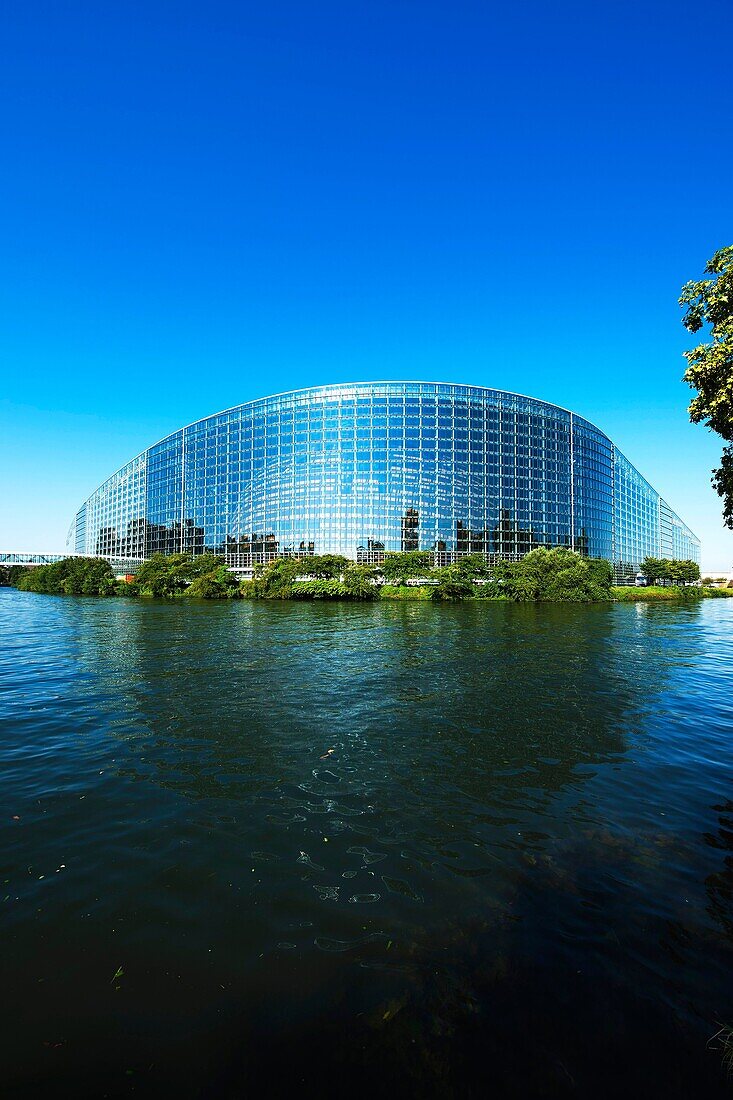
[0, 552, 144, 574]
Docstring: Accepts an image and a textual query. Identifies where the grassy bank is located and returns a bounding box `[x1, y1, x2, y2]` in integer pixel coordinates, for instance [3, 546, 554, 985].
[611, 585, 733, 602]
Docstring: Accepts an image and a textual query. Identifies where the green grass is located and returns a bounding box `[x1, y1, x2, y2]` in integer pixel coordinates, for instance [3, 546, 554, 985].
[611, 585, 733, 602]
[379, 585, 433, 600]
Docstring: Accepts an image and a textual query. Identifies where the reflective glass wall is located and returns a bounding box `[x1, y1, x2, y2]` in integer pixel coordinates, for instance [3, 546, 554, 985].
[71, 382, 700, 576]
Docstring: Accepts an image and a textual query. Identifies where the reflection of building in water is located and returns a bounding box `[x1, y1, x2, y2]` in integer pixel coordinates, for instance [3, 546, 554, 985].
[72, 382, 700, 580]
[92, 596, 681, 820]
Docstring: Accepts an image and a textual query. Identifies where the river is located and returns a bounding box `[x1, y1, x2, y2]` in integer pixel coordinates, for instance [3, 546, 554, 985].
[2, 588, 732, 1096]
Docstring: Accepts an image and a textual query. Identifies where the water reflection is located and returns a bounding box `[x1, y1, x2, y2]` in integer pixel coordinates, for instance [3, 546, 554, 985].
[1, 592, 732, 1097]
[65, 601, 658, 930]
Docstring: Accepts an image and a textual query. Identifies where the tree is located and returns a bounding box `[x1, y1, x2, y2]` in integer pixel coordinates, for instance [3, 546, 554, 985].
[250, 558, 301, 598]
[430, 566, 475, 601]
[135, 553, 189, 597]
[640, 557, 666, 585]
[492, 548, 612, 602]
[343, 564, 379, 599]
[680, 245, 733, 528]
[16, 557, 117, 596]
[381, 551, 433, 585]
[640, 557, 699, 587]
[291, 554, 350, 579]
[448, 554, 491, 581]
[667, 559, 700, 587]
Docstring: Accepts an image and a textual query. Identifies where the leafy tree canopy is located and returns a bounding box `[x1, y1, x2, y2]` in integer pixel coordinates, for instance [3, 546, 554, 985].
[291, 554, 350, 579]
[381, 551, 433, 583]
[15, 557, 117, 596]
[430, 569, 476, 601]
[342, 564, 379, 599]
[680, 245, 733, 527]
[640, 557, 700, 586]
[493, 548, 612, 602]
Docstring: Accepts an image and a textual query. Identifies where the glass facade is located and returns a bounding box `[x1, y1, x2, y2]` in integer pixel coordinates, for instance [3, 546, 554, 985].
[72, 382, 700, 579]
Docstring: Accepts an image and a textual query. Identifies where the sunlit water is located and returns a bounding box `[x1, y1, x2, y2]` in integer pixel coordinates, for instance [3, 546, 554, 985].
[2, 588, 732, 1097]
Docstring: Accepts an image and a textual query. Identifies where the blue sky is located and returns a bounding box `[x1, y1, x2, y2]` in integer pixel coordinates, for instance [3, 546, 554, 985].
[1, 0, 731, 568]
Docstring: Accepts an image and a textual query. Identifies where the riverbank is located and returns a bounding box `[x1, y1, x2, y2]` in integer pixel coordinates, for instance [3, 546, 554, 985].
[5, 550, 726, 604]
[378, 584, 733, 602]
[612, 585, 733, 602]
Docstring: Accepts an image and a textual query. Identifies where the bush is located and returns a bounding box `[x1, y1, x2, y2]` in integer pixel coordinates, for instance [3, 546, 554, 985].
[289, 580, 348, 599]
[429, 565, 476, 600]
[343, 564, 379, 599]
[0, 565, 27, 587]
[248, 559, 301, 598]
[492, 548, 612, 603]
[184, 569, 240, 599]
[431, 578, 475, 601]
[16, 557, 117, 596]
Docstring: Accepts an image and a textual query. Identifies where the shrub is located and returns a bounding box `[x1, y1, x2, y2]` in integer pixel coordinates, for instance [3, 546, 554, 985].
[492, 548, 612, 602]
[16, 557, 117, 596]
[289, 580, 348, 599]
[184, 570, 238, 598]
[611, 585, 714, 601]
[343, 564, 379, 599]
[431, 578, 475, 601]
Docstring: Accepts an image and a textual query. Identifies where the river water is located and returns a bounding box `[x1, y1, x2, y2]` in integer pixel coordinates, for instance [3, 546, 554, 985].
[1, 588, 732, 1097]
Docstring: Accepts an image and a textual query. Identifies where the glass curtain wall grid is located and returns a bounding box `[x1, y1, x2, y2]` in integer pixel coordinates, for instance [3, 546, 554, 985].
[70, 382, 700, 578]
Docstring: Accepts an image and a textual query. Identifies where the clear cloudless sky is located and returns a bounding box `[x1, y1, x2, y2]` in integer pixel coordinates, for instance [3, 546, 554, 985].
[1, 0, 732, 568]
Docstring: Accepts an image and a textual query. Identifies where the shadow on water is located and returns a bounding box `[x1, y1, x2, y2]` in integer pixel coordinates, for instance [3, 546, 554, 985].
[1, 592, 733, 1096]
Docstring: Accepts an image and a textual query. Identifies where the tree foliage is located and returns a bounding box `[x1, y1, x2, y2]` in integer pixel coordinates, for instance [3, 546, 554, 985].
[381, 551, 433, 584]
[430, 567, 476, 601]
[491, 548, 613, 602]
[342, 564, 379, 599]
[640, 557, 700, 586]
[15, 557, 118, 596]
[7, 549, 703, 606]
[134, 553, 233, 597]
[0, 565, 26, 587]
[245, 557, 377, 600]
[183, 564, 240, 598]
[293, 554, 350, 579]
[680, 244, 733, 528]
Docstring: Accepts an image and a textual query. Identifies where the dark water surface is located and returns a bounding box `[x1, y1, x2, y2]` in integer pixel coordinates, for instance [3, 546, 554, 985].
[2, 589, 733, 1097]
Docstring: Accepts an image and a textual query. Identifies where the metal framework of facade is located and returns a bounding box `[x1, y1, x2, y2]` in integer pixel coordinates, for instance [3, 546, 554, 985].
[69, 382, 700, 582]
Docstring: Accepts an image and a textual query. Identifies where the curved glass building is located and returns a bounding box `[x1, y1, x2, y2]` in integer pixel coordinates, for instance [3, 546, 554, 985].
[71, 382, 699, 580]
